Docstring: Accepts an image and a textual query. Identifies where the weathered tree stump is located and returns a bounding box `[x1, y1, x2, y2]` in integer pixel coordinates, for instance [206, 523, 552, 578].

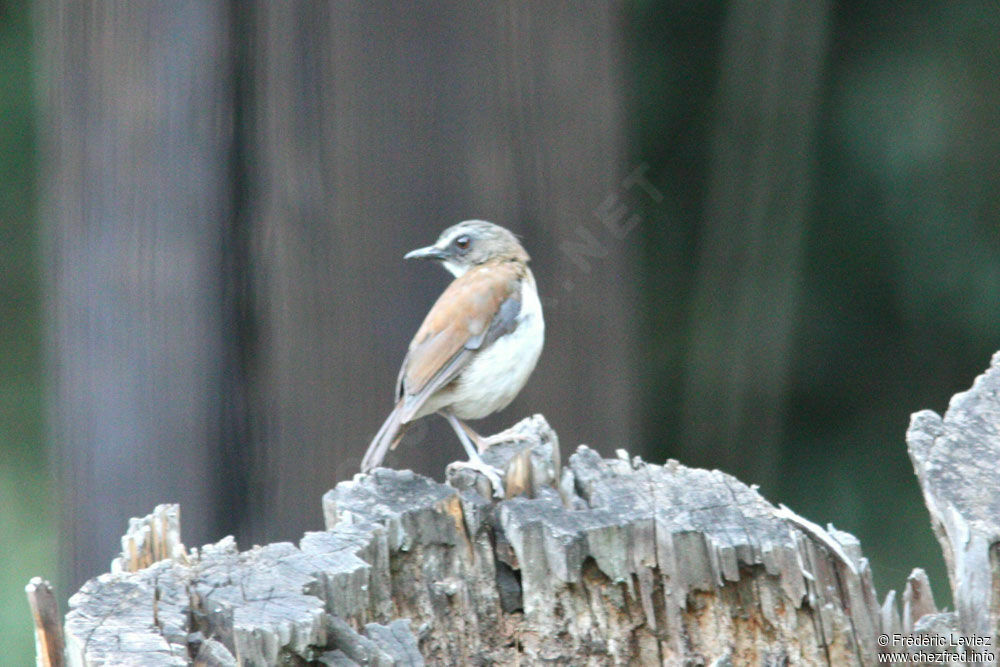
[37, 353, 1000, 665]
[906, 350, 1000, 657]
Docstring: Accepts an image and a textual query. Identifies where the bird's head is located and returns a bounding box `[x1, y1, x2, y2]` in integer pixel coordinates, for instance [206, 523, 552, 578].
[404, 220, 530, 277]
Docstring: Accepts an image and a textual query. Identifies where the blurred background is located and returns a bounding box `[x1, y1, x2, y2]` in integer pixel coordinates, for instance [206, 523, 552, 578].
[3, 1, 999, 661]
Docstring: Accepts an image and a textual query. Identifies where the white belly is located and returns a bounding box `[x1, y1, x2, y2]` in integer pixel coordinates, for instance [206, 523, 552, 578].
[448, 271, 544, 420]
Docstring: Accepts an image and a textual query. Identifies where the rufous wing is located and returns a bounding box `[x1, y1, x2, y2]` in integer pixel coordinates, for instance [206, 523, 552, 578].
[363, 261, 525, 472]
[394, 261, 524, 421]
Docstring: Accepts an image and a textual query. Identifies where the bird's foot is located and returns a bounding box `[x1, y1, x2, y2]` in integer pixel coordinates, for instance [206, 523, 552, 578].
[458, 419, 535, 453]
[474, 431, 535, 452]
[447, 459, 506, 499]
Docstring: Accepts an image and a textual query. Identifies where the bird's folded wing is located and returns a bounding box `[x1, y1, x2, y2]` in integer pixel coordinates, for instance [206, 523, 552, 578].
[394, 262, 524, 421]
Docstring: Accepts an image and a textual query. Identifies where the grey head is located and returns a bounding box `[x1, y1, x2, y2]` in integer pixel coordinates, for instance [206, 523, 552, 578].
[404, 219, 529, 277]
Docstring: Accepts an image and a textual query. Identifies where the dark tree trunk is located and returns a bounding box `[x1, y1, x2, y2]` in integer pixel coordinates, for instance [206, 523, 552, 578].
[680, 0, 831, 488]
[36, 1, 240, 593]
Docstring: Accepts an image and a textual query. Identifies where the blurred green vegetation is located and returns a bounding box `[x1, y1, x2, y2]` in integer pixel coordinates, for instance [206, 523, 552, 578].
[0, 2, 55, 663]
[3, 1, 998, 660]
[632, 0, 1000, 607]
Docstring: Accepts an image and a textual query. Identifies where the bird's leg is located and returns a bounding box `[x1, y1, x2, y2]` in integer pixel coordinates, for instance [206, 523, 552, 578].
[446, 412, 483, 460]
[457, 418, 534, 452]
[442, 411, 505, 499]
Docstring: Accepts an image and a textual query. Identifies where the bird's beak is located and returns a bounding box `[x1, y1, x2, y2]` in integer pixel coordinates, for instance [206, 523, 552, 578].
[404, 245, 448, 261]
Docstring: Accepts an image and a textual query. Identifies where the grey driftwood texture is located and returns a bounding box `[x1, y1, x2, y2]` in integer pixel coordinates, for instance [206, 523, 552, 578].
[907, 350, 1000, 654]
[46, 354, 1000, 665]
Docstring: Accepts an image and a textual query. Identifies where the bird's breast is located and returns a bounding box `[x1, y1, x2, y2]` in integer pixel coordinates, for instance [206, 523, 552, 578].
[449, 271, 544, 420]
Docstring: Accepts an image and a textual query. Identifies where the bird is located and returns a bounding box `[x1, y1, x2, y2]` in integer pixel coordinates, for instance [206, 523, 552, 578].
[361, 220, 545, 496]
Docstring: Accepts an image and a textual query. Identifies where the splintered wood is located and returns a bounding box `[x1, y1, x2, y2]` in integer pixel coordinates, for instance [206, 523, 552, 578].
[111, 503, 186, 574]
[907, 350, 1000, 653]
[57, 414, 899, 665]
[26, 577, 63, 667]
[48, 355, 1000, 665]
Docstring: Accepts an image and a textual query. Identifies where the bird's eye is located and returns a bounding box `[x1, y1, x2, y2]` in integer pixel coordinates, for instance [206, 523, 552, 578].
[455, 235, 471, 250]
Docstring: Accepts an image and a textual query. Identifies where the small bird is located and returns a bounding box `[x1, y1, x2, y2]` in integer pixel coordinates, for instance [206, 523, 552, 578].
[361, 220, 545, 495]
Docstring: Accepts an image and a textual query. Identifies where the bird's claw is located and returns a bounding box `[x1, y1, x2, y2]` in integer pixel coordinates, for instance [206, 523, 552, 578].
[447, 459, 506, 499]
[475, 431, 535, 452]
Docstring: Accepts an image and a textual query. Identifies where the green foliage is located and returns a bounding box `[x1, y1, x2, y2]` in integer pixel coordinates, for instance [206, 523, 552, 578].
[631, 0, 1000, 607]
[0, 2, 54, 663]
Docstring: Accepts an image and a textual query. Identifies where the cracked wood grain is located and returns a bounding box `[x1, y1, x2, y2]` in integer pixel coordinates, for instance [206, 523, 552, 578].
[52, 348, 1000, 667]
[907, 351, 1000, 657]
[58, 414, 904, 665]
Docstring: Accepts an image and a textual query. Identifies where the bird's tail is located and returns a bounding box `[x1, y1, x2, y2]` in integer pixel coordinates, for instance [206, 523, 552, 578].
[361, 405, 407, 473]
